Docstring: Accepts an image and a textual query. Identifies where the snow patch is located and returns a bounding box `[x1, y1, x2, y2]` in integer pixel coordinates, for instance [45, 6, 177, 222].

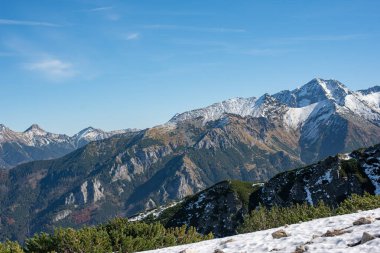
[304, 186, 314, 205]
[139, 208, 380, 253]
[363, 163, 380, 194]
[316, 169, 333, 185]
[284, 103, 318, 129]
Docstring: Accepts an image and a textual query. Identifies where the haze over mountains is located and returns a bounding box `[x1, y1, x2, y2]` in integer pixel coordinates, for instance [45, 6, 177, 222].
[1, 78, 380, 241]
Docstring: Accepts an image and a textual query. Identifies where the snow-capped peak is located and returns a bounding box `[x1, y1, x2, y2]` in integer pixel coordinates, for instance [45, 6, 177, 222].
[0, 124, 9, 132]
[166, 78, 380, 133]
[168, 97, 257, 124]
[274, 78, 351, 107]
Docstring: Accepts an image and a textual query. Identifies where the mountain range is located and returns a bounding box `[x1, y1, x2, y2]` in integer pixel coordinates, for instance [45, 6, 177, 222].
[1, 78, 380, 241]
[0, 124, 135, 169]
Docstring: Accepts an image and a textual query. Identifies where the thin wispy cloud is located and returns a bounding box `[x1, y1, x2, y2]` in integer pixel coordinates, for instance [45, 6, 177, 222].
[265, 34, 366, 45]
[142, 24, 246, 33]
[0, 19, 59, 27]
[25, 59, 76, 80]
[125, 33, 140, 41]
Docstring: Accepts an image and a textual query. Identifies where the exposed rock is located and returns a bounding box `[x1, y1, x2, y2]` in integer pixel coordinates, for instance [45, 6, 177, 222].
[353, 217, 373, 226]
[92, 178, 105, 202]
[219, 239, 233, 245]
[322, 229, 350, 237]
[272, 229, 288, 239]
[293, 245, 306, 253]
[214, 249, 224, 253]
[53, 210, 72, 222]
[361, 232, 375, 244]
[80, 181, 88, 204]
[179, 249, 197, 253]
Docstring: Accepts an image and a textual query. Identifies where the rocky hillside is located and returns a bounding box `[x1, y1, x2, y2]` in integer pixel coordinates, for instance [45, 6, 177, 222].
[0, 124, 134, 168]
[1, 78, 380, 241]
[154, 144, 380, 237]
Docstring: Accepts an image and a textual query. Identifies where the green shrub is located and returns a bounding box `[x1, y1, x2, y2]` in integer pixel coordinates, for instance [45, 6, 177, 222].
[239, 193, 380, 234]
[23, 218, 212, 253]
[336, 193, 380, 214]
[238, 202, 332, 233]
[0, 241, 24, 253]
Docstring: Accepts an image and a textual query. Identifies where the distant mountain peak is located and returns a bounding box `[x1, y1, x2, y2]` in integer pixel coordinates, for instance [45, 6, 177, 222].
[0, 124, 8, 131]
[77, 126, 97, 133]
[358, 85, 380, 95]
[25, 124, 44, 132]
[24, 124, 47, 136]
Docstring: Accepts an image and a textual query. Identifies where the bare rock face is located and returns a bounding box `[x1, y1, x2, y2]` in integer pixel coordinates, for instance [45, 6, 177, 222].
[272, 229, 288, 239]
[361, 232, 375, 244]
[164, 180, 259, 238]
[353, 217, 373, 226]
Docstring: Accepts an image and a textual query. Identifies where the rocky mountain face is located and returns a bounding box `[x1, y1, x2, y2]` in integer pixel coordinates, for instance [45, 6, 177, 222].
[0, 124, 134, 169]
[157, 144, 380, 237]
[161, 180, 259, 237]
[1, 78, 380, 241]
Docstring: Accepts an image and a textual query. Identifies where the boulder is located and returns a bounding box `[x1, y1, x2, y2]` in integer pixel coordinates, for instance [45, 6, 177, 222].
[361, 232, 375, 244]
[353, 217, 373, 226]
[293, 245, 306, 253]
[272, 229, 288, 239]
[322, 229, 350, 237]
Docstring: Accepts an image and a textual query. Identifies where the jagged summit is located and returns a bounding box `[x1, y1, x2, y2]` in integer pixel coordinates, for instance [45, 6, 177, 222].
[273, 78, 351, 107]
[0, 124, 9, 131]
[24, 124, 46, 134]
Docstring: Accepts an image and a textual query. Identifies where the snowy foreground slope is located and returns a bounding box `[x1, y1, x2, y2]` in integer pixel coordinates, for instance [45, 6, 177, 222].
[139, 208, 380, 253]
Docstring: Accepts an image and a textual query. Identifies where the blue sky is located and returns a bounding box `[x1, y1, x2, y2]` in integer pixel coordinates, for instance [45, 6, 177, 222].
[1, 0, 380, 135]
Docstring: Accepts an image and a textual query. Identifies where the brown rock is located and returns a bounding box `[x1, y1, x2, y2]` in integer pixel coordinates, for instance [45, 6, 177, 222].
[322, 228, 352, 237]
[293, 245, 306, 253]
[353, 217, 373, 226]
[272, 229, 288, 239]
